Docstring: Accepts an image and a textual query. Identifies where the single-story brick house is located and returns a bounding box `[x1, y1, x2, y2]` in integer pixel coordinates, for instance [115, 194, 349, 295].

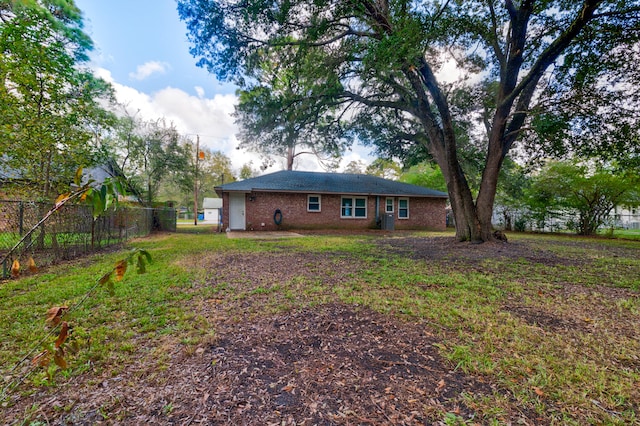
[214, 170, 448, 231]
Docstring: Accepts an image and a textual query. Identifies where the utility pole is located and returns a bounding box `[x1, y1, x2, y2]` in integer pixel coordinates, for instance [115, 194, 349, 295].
[194, 135, 199, 226]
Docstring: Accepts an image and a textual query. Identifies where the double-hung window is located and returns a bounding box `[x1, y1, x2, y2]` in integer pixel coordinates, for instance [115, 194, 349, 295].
[385, 197, 394, 213]
[398, 198, 409, 219]
[341, 197, 367, 218]
[307, 195, 321, 212]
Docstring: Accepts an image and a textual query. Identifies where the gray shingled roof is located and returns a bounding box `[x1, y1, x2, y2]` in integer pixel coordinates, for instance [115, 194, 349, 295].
[216, 171, 448, 198]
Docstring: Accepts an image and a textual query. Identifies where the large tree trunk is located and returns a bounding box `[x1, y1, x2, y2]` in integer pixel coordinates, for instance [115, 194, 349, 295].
[427, 123, 486, 242]
[286, 145, 294, 170]
[441, 163, 486, 242]
[417, 61, 489, 242]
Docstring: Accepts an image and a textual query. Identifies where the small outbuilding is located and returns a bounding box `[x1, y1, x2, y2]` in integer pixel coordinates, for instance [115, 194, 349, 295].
[202, 197, 223, 224]
[214, 170, 448, 231]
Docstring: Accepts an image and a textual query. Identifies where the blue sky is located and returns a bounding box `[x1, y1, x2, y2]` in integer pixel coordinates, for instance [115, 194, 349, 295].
[75, 0, 234, 97]
[74, 0, 371, 172]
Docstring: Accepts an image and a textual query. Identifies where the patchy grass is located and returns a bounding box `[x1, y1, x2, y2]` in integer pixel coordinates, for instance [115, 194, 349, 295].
[0, 231, 639, 425]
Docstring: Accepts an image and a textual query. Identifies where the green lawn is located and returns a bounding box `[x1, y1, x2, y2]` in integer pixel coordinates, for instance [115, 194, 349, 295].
[606, 228, 640, 240]
[1, 231, 638, 424]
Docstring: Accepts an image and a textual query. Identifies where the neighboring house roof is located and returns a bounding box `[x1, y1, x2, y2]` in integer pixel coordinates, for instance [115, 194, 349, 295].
[0, 158, 26, 180]
[215, 171, 448, 198]
[203, 197, 223, 209]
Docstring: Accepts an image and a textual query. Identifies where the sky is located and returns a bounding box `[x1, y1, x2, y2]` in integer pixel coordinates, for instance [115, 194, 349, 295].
[74, 0, 373, 174]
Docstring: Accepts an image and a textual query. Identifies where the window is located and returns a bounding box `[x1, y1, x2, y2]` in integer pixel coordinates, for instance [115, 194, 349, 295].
[307, 195, 321, 212]
[398, 198, 409, 219]
[385, 198, 394, 213]
[341, 197, 367, 218]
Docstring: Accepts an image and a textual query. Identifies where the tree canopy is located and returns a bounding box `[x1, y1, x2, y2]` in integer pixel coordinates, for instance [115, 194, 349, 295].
[178, 0, 640, 242]
[526, 160, 640, 235]
[234, 67, 347, 171]
[0, 0, 115, 199]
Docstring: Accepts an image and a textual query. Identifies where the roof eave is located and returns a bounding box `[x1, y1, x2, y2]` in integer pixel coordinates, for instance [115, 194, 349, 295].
[217, 187, 447, 198]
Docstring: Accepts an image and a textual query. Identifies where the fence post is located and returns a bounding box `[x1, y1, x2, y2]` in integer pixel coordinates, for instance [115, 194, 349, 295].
[18, 202, 24, 236]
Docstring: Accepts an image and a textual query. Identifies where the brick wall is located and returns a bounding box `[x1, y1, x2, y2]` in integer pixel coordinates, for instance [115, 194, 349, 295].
[221, 191, 447, 231]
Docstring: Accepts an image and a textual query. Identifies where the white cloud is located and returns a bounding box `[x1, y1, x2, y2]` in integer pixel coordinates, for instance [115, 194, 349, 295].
[128, 61, 170, 81]
[95, 67, 374, 175]
[96, 67, 263, 173]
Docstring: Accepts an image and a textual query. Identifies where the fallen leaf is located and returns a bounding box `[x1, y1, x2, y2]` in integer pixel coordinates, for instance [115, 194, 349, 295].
[533, 386, 545, 397]
[436, 379, 446, 392]
[282, 384, 295, 392]
[583, 317, 592, 323]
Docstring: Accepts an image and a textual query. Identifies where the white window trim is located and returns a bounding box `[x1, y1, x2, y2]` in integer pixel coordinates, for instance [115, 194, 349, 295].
[385, 197, 394, 213]
[307, 194, 321, 212]
[341, 196, 367, 218]
[398, 198, 409, 219]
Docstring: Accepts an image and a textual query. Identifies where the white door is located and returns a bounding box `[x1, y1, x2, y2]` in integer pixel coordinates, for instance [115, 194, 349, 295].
[228, 193, 246, 230]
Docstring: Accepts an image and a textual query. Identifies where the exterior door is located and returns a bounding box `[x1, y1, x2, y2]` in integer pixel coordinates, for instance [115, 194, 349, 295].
[228, 193, 246, 230]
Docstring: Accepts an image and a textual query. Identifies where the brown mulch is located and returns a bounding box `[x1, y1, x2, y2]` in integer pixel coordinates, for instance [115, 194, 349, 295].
[3, 304, 517, 425]
[2, 232, 638, 425]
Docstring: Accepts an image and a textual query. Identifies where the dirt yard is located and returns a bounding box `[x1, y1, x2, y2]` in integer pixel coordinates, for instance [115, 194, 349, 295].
[2, 232, 639, 425]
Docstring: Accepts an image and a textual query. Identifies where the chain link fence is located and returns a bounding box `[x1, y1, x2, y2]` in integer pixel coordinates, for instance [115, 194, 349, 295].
[0, 200, 176, 279]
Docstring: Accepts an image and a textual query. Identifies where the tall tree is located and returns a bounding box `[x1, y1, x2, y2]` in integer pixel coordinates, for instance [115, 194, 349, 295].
[134, 119, 192, 206]
[238, 162, 258, 180]
[365, 158, 401, 180]
[0, 0, 114, 199]
[235, 66, 346, 171]
[178, 0, 640, 242]
[157, 147, 236, 207]
[342, 160, 366, 174]
[103, 114, 192, 206]
[526, 160, 640, 235]
[399, 162, 447, 193]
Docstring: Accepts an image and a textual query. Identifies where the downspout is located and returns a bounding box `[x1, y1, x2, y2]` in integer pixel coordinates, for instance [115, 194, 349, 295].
[376, 196, 380, 227]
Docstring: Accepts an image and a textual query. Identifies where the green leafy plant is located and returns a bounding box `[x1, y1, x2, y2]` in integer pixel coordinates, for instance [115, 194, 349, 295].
[27, 248, 153, 382]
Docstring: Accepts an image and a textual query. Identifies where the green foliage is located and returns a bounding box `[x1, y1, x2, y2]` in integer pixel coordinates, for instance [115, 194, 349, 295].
[0, 0, 115, 199]
[400, 162, 447, 192]
[157, 144, 236, 209]
[526, 160, 640, 235]
[235, 68, 348, 170]
[364, 158, 402, 180]
[239, 162, 258, 180]
[342, 160, 365, 174]
[102, 113, 193, 206]
[178, 0, 640, 241]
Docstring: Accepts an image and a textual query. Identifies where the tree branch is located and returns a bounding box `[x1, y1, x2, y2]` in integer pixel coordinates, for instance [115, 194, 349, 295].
[488, 1, 506, 71]
[502, 0, 602, 110]
[340, 90, 414, 113]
